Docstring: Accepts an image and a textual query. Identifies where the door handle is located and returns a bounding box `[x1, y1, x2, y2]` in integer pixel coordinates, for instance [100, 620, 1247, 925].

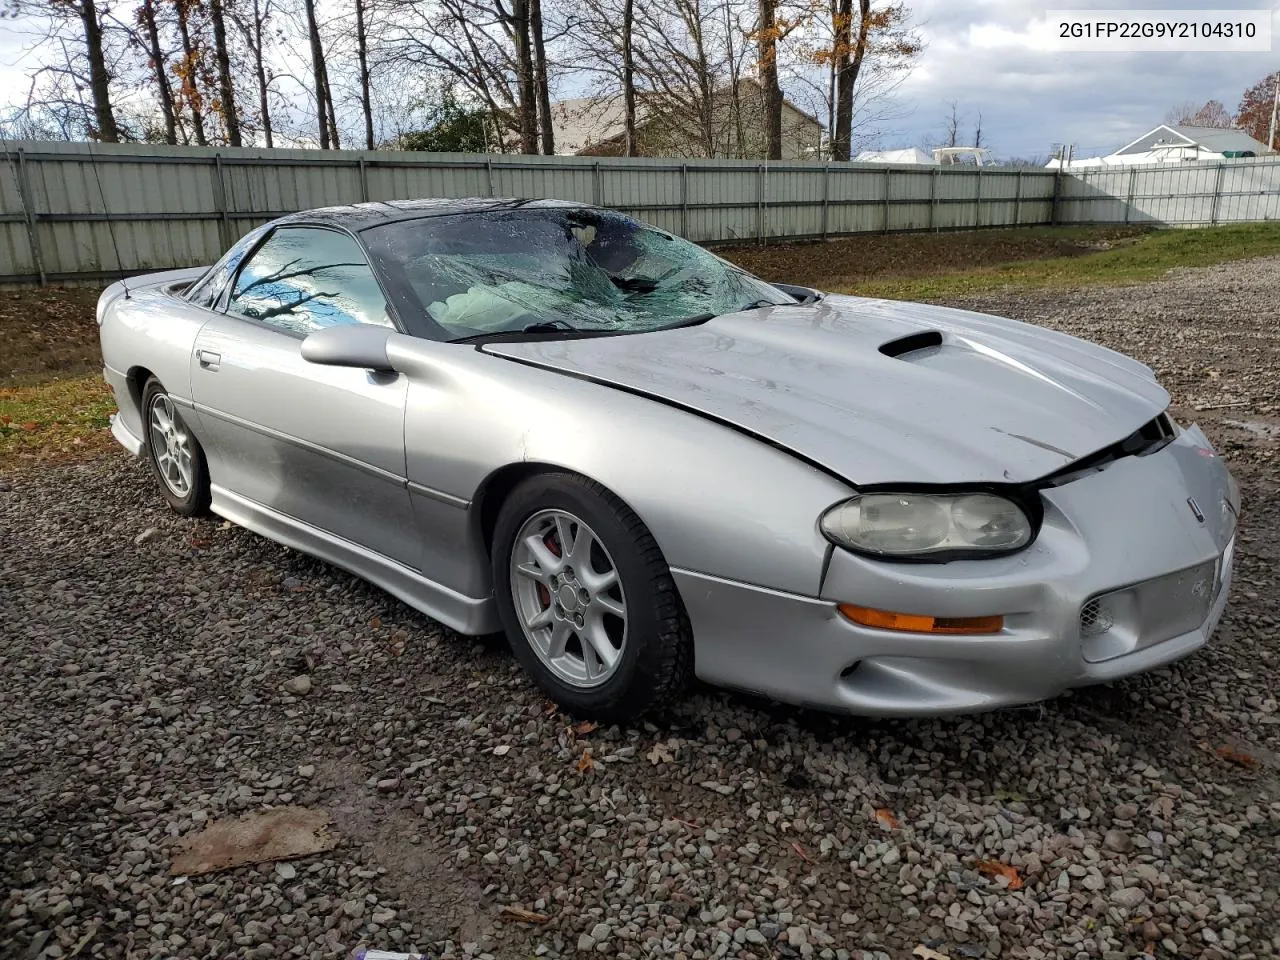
[197, 349, 221, 369]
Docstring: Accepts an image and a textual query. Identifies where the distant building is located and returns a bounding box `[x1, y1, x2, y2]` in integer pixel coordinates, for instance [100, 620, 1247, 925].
[1047, 124, 1272, 169]
[548, 81, 823, 160]
[853, 147, 936, 165]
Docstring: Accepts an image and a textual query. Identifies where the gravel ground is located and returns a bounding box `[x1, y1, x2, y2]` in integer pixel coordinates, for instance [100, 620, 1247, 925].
[4, 256, 1280, 960]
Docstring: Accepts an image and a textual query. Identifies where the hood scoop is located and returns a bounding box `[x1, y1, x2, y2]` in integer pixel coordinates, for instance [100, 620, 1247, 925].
[879, 330, 943, 358]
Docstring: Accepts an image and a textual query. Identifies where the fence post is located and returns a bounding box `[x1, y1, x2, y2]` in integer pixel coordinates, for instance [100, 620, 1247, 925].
[757, 163, 766, 244]
[358, 157, 369, 202]
[1209, 162, 1226, 225]
[213, 153, 232, 249]
[1050, 168, 1063, 226]
[1124, 167, 1136, 224]
[485, 157, 495, 196]
[929, 166, 939, 232]
[975, 167, 983, 229]
[593, 161, 603, 206]
[821, 163, 830, 238]
[1013, 170, 1023, 226]
[882, 166, 891, 233]
[680, 163, 689, 238]
[16, 148, 47, 286]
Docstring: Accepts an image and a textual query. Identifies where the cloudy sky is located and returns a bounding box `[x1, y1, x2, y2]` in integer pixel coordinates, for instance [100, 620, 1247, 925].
[1, 0, 1278, 159]
[889, 0, 1280, 159]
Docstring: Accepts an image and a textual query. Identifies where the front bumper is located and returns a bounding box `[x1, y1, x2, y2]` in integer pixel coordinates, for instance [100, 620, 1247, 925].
[681, 425, 1239, 715]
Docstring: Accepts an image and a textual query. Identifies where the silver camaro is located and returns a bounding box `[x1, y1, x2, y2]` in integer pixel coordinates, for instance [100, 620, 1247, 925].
[97, 199, 1239, 720]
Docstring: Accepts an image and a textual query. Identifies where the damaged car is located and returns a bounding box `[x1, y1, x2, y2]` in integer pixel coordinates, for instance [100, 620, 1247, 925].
[97, 199, 1239, 720]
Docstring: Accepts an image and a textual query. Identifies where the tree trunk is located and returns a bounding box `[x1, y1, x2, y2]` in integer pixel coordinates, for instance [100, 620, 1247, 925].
[757, 0, 782, 160]
[303, 0, 330, 148]
[209, 0, 241, 145]
[250, 0, 273, 147]
[512, 0, 538, 153]
[355, 0, 374, 149]
[79, 0, 119, 141]
[831, 0, 869, 162]
[621, 0, 636, 156]
[141, 0, 178, 144]
[175, 0, 208, 146]
[530, 0, 554, 154]
[320, 53, 340, 148]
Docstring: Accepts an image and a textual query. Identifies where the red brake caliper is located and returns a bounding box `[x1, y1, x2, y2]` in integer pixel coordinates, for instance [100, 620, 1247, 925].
[537, 530, 561, 608]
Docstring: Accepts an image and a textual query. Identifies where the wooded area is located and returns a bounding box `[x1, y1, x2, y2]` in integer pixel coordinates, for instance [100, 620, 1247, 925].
[1, 0, 921, 161]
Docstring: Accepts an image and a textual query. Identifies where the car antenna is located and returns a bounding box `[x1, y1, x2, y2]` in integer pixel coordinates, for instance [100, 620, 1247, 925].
[85, 138, 130, 298]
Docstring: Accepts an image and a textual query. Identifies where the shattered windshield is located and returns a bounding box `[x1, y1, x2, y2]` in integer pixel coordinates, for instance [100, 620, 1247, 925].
[362, 208, 793, 341]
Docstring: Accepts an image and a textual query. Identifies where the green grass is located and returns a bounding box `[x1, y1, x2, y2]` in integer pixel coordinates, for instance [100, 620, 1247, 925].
[845, 222, 1280, 300]
[0, 374, 117, 468]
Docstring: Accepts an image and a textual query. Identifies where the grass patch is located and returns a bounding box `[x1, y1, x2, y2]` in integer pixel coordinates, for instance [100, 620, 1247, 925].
[844, 223, 1280, 300]
[0, 374, 118, 469]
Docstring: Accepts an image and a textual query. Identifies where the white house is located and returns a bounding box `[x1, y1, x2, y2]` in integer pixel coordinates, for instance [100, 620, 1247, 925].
[1047, 124, 1272, 169]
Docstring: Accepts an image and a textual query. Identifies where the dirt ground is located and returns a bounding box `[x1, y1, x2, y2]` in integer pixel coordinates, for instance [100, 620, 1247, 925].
[717, 226, 1150, 292]
[0, 286, 102, 384]
[3, 242, 1280, 960]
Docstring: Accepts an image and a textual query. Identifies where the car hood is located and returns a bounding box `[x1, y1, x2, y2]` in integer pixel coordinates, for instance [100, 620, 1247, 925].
[482, 294, 1170, 485]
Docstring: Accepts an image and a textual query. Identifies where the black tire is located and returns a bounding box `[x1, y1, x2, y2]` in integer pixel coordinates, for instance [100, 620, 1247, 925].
[491, 472, 692, 721]
[141, 376, 211, 517]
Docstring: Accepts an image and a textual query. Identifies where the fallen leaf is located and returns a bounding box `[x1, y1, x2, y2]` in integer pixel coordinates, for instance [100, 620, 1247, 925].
[646, 742, 675, 765]
[499, 905, 549, 924]
[874, 808, 900, 831]
[20, 421, 39, 432]
[370, 616, 382, 628]
[543, 701, 559, 716]
[976, 860, 1023, 891]
[913, 947, 952, 960]
[1215, 744, 1258, 768]
[187, 536, 211, 549]
[576, 749, 595, 774]
[789, 840, 814, 863]
[0, 415, 10, 425]
[573, 720, 599, 736]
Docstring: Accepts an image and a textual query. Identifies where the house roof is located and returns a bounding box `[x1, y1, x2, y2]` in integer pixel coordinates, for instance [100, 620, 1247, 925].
[854, 147, 935, 165]
[1114, 123, 1269, 156]
[549, 81, 823, 156]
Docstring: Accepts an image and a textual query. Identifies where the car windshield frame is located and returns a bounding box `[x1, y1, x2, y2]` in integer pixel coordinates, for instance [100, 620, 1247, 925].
[358, 207, 795, 343]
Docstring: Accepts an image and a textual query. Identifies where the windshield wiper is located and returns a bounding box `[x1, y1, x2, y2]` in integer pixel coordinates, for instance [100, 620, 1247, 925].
[520, 320, 578, 333]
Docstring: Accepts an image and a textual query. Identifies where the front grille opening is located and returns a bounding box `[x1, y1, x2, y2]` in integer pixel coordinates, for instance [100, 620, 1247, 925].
[1079, 597, 1115, 638]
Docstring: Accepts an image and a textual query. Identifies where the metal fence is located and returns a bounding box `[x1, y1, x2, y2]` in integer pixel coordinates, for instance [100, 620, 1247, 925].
[1062, 156, 1280, 226]
[0, 141, 1059, 285]
[5, 141, 1278, 286]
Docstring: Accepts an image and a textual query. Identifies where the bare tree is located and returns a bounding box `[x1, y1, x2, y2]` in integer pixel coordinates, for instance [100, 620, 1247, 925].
[301, 0, 339, 147]
[621, 0, 636, 155]
[941, 99, 960, 147]
[173, 0, 209, 145]
[137, 0, 179, 143]
[230, 0, 273, 146]
[755, 0, 782, 159]
[972, 108, 983, 148]
[208, 0, 241, 144]
[1166, 99, 1232, 128]
[354, 0, 374, 148]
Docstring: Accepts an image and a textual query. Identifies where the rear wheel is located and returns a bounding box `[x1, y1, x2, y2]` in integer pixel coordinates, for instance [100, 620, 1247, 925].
[492, 473, 692, 721]
[142, 377, 210, 516]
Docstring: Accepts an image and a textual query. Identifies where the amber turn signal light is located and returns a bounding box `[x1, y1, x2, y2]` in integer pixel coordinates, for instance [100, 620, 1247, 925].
[838, 604, 1004, 635]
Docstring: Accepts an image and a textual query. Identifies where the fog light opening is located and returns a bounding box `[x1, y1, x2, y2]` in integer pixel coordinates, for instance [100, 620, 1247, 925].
[1079, 597, 1115, 638]
[838, 603, 1004, 635]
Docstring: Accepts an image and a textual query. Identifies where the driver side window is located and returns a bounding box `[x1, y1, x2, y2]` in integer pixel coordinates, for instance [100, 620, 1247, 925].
[226, 227, 394, 336]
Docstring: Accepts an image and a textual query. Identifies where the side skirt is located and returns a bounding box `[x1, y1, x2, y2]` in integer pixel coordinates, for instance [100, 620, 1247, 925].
[210, 484, 500, 636]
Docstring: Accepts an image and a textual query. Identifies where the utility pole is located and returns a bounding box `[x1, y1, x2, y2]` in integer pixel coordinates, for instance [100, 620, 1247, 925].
[1269, 72, 1280, 151]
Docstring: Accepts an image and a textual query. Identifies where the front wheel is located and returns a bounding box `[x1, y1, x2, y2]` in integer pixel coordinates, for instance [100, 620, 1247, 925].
[491, 473, 692, 721]
[141, 377, 210, 516]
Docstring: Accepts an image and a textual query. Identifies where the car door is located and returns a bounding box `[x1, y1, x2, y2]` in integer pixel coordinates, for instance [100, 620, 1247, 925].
[190, 225, 422, 570]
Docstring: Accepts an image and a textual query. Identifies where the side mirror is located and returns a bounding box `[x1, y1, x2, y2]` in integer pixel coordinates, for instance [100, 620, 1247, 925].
[301, 324, 395, 372]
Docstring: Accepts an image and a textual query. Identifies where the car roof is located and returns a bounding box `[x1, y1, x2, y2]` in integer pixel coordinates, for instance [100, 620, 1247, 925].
[273, 197, 591, 232]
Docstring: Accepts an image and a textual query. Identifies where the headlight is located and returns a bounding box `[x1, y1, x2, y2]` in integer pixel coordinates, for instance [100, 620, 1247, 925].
[820, 492, 1032, 559]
